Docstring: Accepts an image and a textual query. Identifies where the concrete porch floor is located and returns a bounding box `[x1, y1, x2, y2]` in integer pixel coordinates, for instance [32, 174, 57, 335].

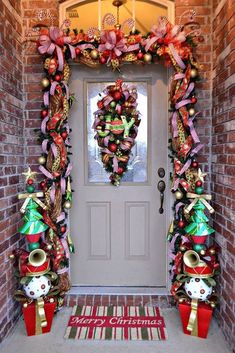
[0, 307, 232, 353]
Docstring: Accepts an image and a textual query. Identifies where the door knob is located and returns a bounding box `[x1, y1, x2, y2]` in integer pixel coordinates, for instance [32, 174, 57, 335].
[157, 180, 166, 214]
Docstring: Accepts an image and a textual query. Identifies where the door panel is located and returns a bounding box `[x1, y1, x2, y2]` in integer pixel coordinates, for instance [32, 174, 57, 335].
[70, 65, 168, 286]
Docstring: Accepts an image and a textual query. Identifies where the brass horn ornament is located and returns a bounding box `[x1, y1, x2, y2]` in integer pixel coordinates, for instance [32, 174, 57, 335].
[28, 249, 47, 267]
[183, 250, 200, 268]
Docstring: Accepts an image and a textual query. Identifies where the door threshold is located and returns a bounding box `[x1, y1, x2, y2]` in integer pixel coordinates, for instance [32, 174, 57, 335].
[69, 286, 169, 296]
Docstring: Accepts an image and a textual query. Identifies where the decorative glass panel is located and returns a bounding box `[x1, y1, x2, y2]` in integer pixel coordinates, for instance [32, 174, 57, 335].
[87, 81, 148, 183]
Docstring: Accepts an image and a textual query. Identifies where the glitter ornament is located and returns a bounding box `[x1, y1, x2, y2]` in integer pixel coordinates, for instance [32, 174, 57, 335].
[185, 277, 212, 301]
[23, 275, 51, 299]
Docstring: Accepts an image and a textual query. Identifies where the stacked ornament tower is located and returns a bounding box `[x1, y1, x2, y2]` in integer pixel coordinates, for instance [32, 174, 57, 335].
[10, 168, 69, 336]
[169, 165, 220, 338]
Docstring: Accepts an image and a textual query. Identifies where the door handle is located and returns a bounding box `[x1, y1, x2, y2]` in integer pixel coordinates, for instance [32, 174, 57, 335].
[157, 180, 166, 214]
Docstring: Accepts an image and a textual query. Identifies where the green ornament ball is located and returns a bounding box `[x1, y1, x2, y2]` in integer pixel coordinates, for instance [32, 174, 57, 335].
[110, 101, 116, 108]
[28, 242, 40, 251]
[26, 185, 35, 193]
[195, 186, 204, 194]
[193, 244, 206, 253]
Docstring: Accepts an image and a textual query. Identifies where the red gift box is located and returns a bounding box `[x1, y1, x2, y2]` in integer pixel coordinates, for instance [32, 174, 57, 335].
[179, 301, 213, 338]
[22, 299, 56, 336]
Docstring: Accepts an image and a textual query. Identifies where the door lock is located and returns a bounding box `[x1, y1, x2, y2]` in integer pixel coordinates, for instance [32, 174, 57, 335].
[158, 168, 165, 178]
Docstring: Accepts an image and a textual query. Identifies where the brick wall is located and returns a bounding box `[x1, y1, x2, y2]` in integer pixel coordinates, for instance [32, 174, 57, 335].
[211, 0, 235, 346]
[0, 0, 24, 343]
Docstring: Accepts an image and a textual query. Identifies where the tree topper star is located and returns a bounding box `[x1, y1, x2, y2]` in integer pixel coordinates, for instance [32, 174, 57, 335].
[197, 168, 207, 182]
[22, 167, 38, 181]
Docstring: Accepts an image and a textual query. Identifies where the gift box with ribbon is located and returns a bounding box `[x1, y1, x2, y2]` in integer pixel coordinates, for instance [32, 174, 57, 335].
[179, 300, 213, 338]
[22, 298, 56, 336]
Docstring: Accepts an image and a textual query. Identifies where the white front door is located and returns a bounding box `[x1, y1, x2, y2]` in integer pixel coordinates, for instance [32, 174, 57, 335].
[70, 64, 169, 287]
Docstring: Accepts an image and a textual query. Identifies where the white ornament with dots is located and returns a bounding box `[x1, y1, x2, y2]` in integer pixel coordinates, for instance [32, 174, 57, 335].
[23, 275, 51, 300]
[184, 277, 212, 301]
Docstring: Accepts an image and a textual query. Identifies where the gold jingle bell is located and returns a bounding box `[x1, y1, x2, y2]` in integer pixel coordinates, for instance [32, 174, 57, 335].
[64, 200, 72, 210]
[189, 108, 195, 116]
[38, 156, 46, 165]
[175, 190, 183, 200]
[190, 68, 198, 78]
[144, 53, 152, 63]
[90, 49, 99, 60]
[41, 77, 50, 88]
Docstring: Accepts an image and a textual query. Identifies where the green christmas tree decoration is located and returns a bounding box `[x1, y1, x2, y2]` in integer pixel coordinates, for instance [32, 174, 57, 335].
[184, 195, 215, 253]
[184, 200, 214, 236]
[18, 167, 48, 251]
[18, 198, 48, 235]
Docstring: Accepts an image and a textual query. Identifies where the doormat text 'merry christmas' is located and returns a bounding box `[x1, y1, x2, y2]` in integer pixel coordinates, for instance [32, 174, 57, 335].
[65, 305, 167, 340]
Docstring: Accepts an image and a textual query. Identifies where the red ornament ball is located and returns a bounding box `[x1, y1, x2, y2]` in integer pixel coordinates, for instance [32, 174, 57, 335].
[195, 180, 203, 187]
[60, 226, 66, 233]
[113, 91, 122, 101]
[191, 96, 197, 104]
[100, 56, 107, 64]
[178, 220, 186, 229]
[108, 143, 118, 153]
[41, 110, 48, 118]
[40, 181, 46, 189]
[27, 179, 34, 185]
[117, 167, 125, 175]
[75, 47, 81, 56]
[54, 74, 61, 82]
[61, 131, 68, 140]
[191, 160, 199, 169]
[137, 51, 144, 60]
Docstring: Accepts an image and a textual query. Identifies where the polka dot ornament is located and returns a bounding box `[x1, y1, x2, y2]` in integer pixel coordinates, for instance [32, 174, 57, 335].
[184, 277, 212, 301]
[23, 275, 51, 300]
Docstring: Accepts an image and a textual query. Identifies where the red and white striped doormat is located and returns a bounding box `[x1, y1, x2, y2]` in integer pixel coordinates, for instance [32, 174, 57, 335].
[65, 305, 167, 340]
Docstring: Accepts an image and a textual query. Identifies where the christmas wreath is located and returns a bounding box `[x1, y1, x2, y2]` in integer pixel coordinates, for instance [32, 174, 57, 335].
[93, 80, 140, 185]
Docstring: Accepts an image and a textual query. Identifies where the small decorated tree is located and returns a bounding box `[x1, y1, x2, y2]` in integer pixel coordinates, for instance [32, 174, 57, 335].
[10, 168, 58, 336]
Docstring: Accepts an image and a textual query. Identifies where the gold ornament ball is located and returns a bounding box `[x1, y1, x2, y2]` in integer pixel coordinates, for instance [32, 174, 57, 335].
[209, 249, 215, 255]
[9, 254, 15, 260]
[190, 68, 198, 78]
[64, 200, 72, 209]
[41, 77, 50, 88]
[189, 108, 195, 116]
[23, 303, 28, 308]
[47, 244, 52, 250]
[210, 302, 216, 308]
[38, 156, 46, 165]
[200, 249, 206, 256]
[179, 298, 184, 303]
[175, 190, 183, 200]
[90, 49, 99, 60]
[180, 245, 186, 252]
[144, 53, 152, 62]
